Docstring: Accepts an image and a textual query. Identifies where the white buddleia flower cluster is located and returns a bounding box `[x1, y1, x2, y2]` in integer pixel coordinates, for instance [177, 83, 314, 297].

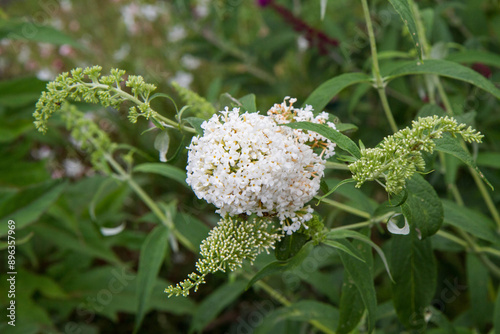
[186, 98, 336, 235]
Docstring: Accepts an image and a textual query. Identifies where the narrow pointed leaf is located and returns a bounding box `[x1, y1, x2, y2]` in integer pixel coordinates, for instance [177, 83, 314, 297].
[317, 178, 356, 202]
[387, 0, 423, 60]
[391, 232, 437, 331]
[190, 280, 247, 333]
[446, 50, 500, 68]
[254, 300, 339, 334]
[0, 179, 66, 236]
[337, 228, 373, 334]
[494, 287, 500, 334]
[384, 59, 500, 100]
[434, 133, 493, 190]
[133, 163, 188, 188]
[466, 253, 492, 329]
[246, 241, 314, 289]
[327, 229, 393, 281]
[442, 199, 500, 245]
[337, 239, 377, 333]
[284, 122, 361, 159]
[303, 72, 371, 113]
[134, 225, 169, 333]
[322, 239, 365, 262]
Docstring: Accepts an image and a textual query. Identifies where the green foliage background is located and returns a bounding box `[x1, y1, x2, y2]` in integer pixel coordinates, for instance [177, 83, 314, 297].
[0, 0, 500, 333]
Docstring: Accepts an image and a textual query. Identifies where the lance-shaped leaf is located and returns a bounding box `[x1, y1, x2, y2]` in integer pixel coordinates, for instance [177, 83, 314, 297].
[387, 0, 423, 60]
[303, 72, 371, 113]
[384, 59, 500, 100]
[391, 232, 437, 331]
[284, 122, 361, 159]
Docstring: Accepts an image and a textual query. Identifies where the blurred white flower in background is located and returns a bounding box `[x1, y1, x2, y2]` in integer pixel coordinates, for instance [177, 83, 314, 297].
[168, 25, 187, 42]
[63, 158, 85, 178]
[37, 68, 56, 81]
[140, 4, 160, 21]
[32, 146, 53, 160]
[194, 0, 210, 18]
[171, 71, 193, 89]
[113, 43, 131, 62]
[297, 35, 309, 52]
[181, 54, 201, 70]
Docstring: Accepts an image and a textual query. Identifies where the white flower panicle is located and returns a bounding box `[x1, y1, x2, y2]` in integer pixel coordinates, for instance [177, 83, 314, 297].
[185, 98, 336, 234]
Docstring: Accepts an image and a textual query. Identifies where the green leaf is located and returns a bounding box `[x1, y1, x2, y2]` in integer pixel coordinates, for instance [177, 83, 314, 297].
[317, 178, 356, 202]
[384, 59, 500, 100]
[391, 232, 437, 331]
[239, 93, 257, 113]
[0, 231, 33, 250]
[494, 286, 500, 334]
[322, 239, 365, 262]
[0, 76, 47, 107]
[190, 280, 247, 333]
[0, 120, 34, 143]
[434, 133, 492, 190]
[336, 228, 373, 334]
[326, 229, 393, 281]
[446, 50, 500, 68]
[274, 231, 308, 261]
[337, 273, 365, 334]
[387, 0, 423, 60]
[337, 239, 377, 333]
[133, 163, 188, 188]
[284, 122, 361, 159]
[442, 199, 500, 245]
[184, 117, 205, 135]
[246, 241, 314, 289]
[401, 174, 443, 239]
[466, 253, 492, 330]
[303, 72, 371, 113]
[134, 225, 169, 333]
[477, 152, 500, 169]
[32, 220, 120, 264]
[0, 180, 66, 237]
[173, 213, 210, 250]
[219, 92, 242, 109]
[0, 19, 81, 48]
[335, 123, 358, 132]
[254, 300, 339, 334]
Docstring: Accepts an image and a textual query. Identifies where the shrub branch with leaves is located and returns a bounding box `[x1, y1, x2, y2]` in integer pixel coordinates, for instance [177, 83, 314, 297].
[27, 0, 500, 332]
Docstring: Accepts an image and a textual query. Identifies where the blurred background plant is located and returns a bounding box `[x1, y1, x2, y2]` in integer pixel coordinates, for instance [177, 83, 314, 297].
[0, 0, 500, 333]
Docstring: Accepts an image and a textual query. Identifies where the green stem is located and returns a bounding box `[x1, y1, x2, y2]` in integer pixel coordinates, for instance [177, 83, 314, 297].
[330, 220, 372, 231]
[436, 230, 500, 259]
[361, 0, 398, 133]
[317, 197, 371, 219]
[411, 1, 454, 115]
[325, 161, 350, 170]
[456, 228, 500, 278]
[104, 153, 196, 252]
[468, 164, 500, 231]
[70, 82, 198, 134]
[434, 78, 454, 114]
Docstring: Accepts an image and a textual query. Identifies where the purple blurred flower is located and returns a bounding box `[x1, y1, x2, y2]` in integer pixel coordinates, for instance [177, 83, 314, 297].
[472, 63, 492, 79]
[256, 0, 273, 7]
